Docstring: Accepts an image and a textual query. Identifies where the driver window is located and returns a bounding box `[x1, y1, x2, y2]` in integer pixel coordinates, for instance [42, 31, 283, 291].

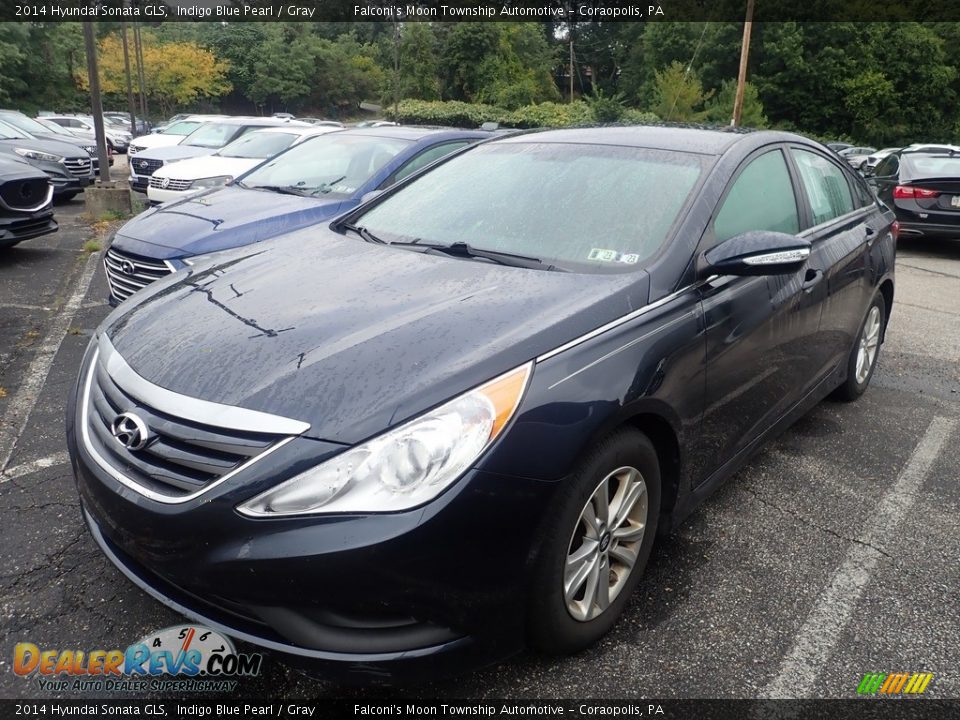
[713, 150, 800, 243]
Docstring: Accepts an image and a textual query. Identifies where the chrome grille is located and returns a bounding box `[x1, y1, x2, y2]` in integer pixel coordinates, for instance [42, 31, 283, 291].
[132, 157, 163, 176]
[104, 247, 174, 303]
[149, 176, 192, 192]
[81, 337, 308, 501]
[63, 156, 93, 178]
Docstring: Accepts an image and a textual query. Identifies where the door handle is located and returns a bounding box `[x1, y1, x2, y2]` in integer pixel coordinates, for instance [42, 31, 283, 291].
[801, 268, 824, 292]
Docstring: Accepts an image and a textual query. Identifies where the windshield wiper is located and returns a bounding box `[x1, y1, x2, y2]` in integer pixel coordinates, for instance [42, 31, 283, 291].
[341, 223, 387, 244]
[246, 184, 311, 197]
[310, 175, 347, 195]
[390, 241, 561, 271]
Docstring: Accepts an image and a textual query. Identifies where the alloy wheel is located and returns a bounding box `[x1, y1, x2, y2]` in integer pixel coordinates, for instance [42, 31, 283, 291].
[855, 305, 882, 384]
[564, 466, 648, 622]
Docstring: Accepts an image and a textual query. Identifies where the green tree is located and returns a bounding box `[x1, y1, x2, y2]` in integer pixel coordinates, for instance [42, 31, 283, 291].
[651, 61, 708, 122]
[702, 80, 768, 128]
[398, 22, 441, 100]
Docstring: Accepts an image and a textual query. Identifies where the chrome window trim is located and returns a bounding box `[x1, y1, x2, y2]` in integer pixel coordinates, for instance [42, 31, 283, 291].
[81, 346, 300, 504]
[0, 183, 53, 213]
[98, 334, 310, 436]
[536, 284, 698, 363]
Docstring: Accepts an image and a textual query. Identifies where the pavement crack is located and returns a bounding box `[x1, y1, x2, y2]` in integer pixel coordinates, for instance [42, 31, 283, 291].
[742, 485, 894, 559]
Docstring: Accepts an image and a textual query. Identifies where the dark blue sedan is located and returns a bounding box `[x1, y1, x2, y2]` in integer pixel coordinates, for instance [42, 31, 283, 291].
[68, 126, 895, 680]
[105, 126, 490, 304]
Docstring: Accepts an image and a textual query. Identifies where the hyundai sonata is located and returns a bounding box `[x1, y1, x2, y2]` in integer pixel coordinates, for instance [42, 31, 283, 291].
[67, 125, 895, 678]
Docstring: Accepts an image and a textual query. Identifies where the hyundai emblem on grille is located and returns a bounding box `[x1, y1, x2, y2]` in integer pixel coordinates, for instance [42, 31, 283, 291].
[120, 259, 136, 276]
[110, 412, 150, 451]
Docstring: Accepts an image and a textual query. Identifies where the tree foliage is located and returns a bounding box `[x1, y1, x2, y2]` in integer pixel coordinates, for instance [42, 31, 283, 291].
[79, 32, 231, 116]
[2, 20, 960, 146]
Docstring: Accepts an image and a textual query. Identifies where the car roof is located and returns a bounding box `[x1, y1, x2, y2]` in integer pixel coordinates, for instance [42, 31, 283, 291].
[249, 126, 340, 137]
[335, 126, 490, 142]
[491, 124, 804, 156]
[197, 116, 309, 127]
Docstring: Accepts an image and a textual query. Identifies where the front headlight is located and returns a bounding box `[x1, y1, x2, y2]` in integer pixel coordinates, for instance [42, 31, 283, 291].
[191, 175, 232, 189]
[14, 147, 64, 163]
[83, 146, 97, 155]
[238, 362, 532, 517]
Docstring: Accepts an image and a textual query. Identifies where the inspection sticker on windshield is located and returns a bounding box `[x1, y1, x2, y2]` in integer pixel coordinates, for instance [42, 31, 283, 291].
[588, 248, 640, 264]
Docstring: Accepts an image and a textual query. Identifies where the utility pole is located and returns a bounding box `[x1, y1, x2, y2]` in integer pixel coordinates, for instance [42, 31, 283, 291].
[569, 38, 575, 102]
[83, 22, 111, 183]
[731, 0, 755, 127]
[393, 18, 401, 118]
[121, 20, 137, 136]
[133, 23, 148, 121]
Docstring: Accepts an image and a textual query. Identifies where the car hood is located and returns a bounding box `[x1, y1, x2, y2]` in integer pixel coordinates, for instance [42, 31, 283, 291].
[130, 133, 187, 150]
[0, 137, 89, 158]
[152, 156, 261, 181]
[104, 228, 649, 444]
[112, 185, 344, 258]
[0, 155, 47, 181]
[138, 145, 215, 162]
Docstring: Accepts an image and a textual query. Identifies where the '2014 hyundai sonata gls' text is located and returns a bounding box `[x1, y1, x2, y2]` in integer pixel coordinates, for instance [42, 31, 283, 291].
[66, 126, 896, 679]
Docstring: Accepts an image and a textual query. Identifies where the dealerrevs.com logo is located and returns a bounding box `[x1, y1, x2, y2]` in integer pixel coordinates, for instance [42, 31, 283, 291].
[14, 625, 262, 693]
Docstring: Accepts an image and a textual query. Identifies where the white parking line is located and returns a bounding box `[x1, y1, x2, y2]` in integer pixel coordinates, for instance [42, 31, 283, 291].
[0, 251, 100, 474]
[0, 452, 71, 483]
[762, 415, 956, 699]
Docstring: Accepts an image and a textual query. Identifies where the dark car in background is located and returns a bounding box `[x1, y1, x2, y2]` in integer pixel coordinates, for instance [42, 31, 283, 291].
[68, 126, 895, 678]
[107, 126, 489, 303]
[0, 109, 103, 177]
[870, 150, 960, 239]
[0, 156, 57, 248]
[127, 117, 307, 193]
[0, 119, 93, 200]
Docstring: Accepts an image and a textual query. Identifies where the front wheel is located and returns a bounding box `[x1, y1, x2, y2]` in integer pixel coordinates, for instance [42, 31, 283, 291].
[834, 292, 886, 401]
[528, 429, 661, 654]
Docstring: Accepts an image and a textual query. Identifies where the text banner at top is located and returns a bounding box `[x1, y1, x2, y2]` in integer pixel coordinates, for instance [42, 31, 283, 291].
[3, 0, 958, 23]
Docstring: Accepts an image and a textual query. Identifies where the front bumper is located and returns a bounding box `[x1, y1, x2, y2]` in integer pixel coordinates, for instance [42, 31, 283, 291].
[146, 185, 197, 205]
[128, 173, 149, 193]
[66, 349, 554, 676]
[0, 208, 57, 247]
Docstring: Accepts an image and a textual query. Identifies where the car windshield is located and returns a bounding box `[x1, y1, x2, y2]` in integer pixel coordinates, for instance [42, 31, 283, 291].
[0, 113, 51, 137]
[36, 119, 74, 136]
[0, 120, 30, 140]
[181, 122, 243, 149]
[217, 131, 298, 159]
[241, 133, 411, 198]
[163, 120, 202, 136]
[354, 142, 706, 273]
[903, 154, 960, 177]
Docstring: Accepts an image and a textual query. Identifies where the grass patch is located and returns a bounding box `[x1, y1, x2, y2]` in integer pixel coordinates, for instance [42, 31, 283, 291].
[0, 387, 6, 399]
[83, 239, 102, 254]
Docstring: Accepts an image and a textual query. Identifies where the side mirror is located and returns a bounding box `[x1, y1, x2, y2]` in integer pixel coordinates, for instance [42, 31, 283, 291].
[360, 189, 383, 204]
[704, 231, 811, 276]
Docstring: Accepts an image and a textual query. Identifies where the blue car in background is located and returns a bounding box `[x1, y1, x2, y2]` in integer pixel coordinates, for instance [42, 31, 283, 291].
[105, 127, 491, 304]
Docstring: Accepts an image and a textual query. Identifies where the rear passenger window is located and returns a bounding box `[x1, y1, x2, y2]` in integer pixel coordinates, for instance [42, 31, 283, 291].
[791, 149, 855, 225]
[874, 155, 899, 178]
[714, 150, 800, 243]
[392, 142, 470, 183]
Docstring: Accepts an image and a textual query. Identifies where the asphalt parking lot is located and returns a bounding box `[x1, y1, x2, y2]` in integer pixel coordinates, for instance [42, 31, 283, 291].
[1, 169, 958, 699]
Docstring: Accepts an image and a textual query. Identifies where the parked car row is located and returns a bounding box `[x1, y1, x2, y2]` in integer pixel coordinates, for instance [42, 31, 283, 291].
[66, 121, 899, 681]
[0, 115, 95, 201]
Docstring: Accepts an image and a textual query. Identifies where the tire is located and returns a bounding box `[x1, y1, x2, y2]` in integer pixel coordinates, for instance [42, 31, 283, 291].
[528, 428, 661, 654]
[833, 292, 886, 401]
